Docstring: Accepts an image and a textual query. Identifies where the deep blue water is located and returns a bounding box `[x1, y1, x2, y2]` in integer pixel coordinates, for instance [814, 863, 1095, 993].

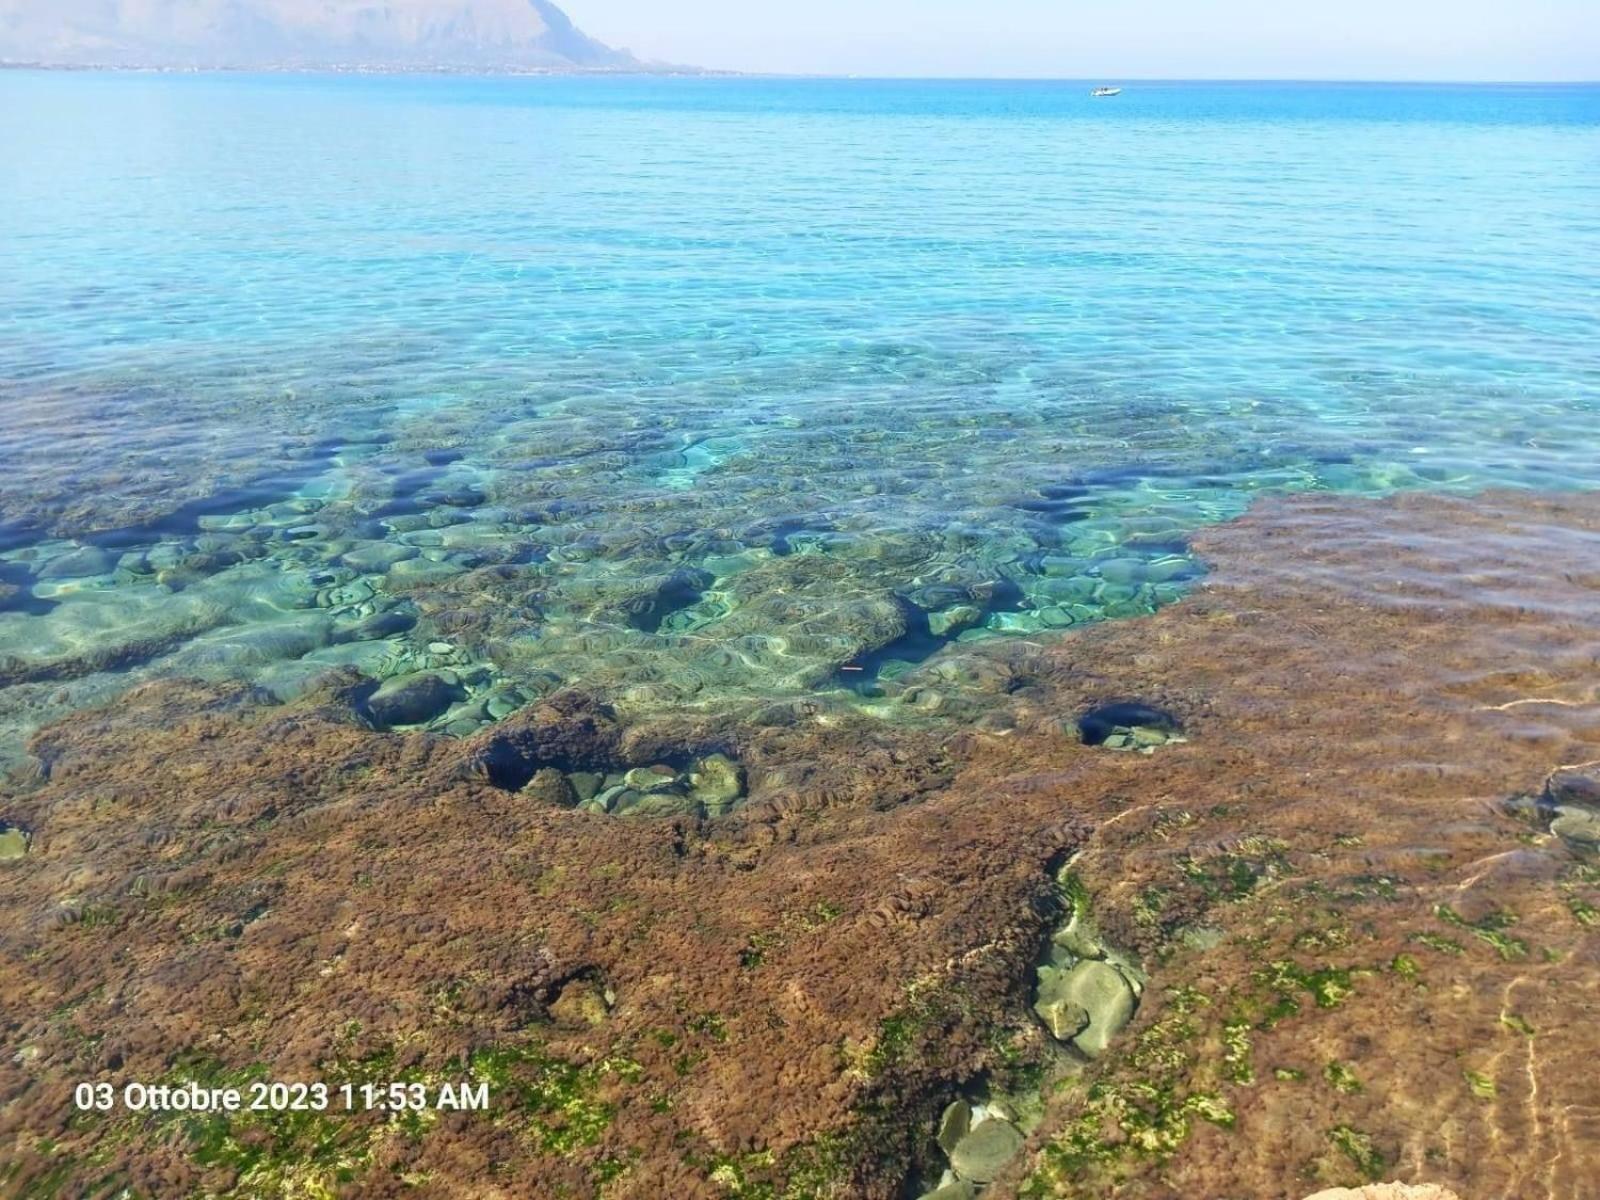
[0, 72, 1597, 757]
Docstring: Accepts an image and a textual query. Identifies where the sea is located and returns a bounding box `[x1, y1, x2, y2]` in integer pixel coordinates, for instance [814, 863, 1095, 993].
[1, 72, 1597, 761]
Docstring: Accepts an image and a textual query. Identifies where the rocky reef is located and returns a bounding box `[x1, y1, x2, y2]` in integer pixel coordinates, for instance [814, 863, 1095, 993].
[3, 488, 1600, 1198]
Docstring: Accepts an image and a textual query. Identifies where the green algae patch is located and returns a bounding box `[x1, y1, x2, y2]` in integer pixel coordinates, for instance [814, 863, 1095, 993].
[1250, 959, 1357, 1024]
[1500, 1012, 1536, 1037]
[1176, 839, 1287, 903]
[1020, 891, 1384, 1200]
[1569, 896, 1599, 928]
[94, 1051, 431, 1197]
[1463, 1069, 1497, 1100]
[1020, 985, 1237, 1198]
[1131, 839, 1293, 944]
[1433, 904, 1529, 961]
[467, 1043, 631, 1155]
[1560, 866, 1600, 929]
[1327, 1124, 1386, 1182]
[739, 900, 849, 970]
[1322, 1060, 1363, 1095]
[1391, 953, 1422, 983]
[685, 1126, 874, 1199]
[1412, 930, 1466, 956]
[70, 1039, 639, 1199]
[1221, 1018, 1255, 1085]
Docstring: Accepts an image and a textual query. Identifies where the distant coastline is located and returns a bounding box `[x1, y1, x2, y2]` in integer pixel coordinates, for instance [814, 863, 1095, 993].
[0, 59, 731, 77]
[2, 62, 1591, 84]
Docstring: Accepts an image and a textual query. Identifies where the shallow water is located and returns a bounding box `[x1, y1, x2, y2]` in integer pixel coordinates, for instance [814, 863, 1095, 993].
[1, 74, 1598, 759]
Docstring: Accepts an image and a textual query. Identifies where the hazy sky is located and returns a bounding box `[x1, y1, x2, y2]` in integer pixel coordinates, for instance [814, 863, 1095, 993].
[576, 0, 1600, 80]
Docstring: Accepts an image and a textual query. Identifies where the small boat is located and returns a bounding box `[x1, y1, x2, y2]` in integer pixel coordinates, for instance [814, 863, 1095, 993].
[1091, 87, 1123, 98]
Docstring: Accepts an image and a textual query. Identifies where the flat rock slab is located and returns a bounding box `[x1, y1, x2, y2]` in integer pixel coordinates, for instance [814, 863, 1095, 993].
[949, 1118, 1024, 1183]
[936, 1099, 971, 1155]
[365, 671, 462, 727]
[1551, 805, 1600, 851]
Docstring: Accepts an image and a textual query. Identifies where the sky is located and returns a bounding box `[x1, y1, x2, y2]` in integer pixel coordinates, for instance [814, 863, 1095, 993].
[575, 0, 1600, 80]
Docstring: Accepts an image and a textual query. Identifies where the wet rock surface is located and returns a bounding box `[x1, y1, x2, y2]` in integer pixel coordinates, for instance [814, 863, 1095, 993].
[936, 1099, 972, 1155]
[949, 1118, 1026, 1183]
[1538, 764, 1600, 856]
[2, 491, 1600, 1198]
[362, 669, 464, 728]
[1035, 959, 1138, 1057]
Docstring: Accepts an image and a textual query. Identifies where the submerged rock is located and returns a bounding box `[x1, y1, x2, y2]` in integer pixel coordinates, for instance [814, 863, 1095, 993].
[1033, 994, 1091, 1042]
[1535, 764, 1600, 853]
[1077, 701, 1182, 748]
[0, 823, 29, 862]
[594, 784, 629, 812]
[341, 541, 418, 573]
[936, 1098, 972, 1155]
[1551, 806, 1600, 853]
[549, 978, 610, 1028]
[949, 1117, 1024, 1183]
[623, 765, 682, 794]
[36, 545, 116, 580]
[568, 771, 604, 802]
[688, 753, 745, 808]
[1546, 763, 1600, 809]
[522, 768, 577, 808]
[364, 671, 463, 728]
[928, 604, 984, 639]
[1036, 960, 1137, 1056]
[1051, 909, 1105, 960]
[484, 691, 526, 721]
[345, 609, 417, 642]
[614, 791, 702, 820]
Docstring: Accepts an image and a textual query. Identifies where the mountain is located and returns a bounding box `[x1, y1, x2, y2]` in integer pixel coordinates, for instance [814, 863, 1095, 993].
[0, 0, 643, 71]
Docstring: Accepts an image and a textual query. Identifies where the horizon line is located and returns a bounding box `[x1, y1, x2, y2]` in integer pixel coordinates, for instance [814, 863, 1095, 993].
[2, 62, 1596, 87]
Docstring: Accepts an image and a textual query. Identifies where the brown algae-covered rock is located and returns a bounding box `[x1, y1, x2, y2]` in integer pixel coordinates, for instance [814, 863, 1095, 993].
[5, 492, 1600, 1198]
[521, 767, 577, 808]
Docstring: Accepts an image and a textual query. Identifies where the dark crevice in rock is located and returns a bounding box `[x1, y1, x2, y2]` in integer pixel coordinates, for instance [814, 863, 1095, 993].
[464, 692, 624, 790]
[461, 695, 747, 818]
[1077, 701, 1184, 748]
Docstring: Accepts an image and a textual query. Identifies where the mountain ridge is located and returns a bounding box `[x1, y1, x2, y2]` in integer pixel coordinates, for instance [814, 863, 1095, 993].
[0, 0, 656, 72]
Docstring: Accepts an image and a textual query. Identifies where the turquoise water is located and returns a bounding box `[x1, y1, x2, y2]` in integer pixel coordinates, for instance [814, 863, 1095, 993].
[1, 74, 1598, 758]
